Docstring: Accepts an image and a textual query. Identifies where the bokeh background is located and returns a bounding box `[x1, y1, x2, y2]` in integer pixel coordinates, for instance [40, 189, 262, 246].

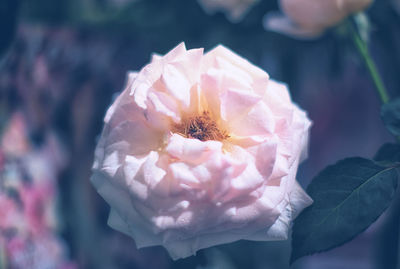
[1, 0, 400, 268]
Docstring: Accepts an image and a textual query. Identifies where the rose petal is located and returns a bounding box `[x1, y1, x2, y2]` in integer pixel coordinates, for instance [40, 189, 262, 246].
[92, 43, 313, 260]
[166, 134, 223, 165]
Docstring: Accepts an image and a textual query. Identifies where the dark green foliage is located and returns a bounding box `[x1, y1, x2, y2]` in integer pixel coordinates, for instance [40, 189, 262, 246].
[381, 98, 400, 137]
[375, 143, 400, 165]
[291, 157, 398, 263]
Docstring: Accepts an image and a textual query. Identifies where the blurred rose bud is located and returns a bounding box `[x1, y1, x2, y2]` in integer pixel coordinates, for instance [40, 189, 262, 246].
[198, 0, 259, 22]
[264, 0, 373, 39]
[91, 43, 313, 260]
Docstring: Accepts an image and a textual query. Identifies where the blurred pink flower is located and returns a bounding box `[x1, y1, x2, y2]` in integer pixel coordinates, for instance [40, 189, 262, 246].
[92, 43, 312, 259]
[6, 234, 76, 269]
[264, 0, 373, 39]
[20, 183, 55, 234]
[1, 112, 67, 186]
[198, 0, 259, 22]
[0, 194, 22, 231]
[0, 111, 74, 268]
[0, 189, 74, 269]
[1, 113, 30, 158]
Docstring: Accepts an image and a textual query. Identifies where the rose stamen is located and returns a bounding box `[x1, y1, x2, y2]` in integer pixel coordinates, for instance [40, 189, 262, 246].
[173, 111, 229, 141]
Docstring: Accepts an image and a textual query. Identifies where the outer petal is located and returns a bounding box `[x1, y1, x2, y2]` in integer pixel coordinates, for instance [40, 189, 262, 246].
[204, 45, 269, 96]
[245, 181, 313, 241]
[91, 171, 161, 248]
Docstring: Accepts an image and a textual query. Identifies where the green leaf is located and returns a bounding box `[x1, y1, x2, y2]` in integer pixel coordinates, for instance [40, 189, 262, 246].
[381, 98, 400, 137]
[291, 157, 398, 264]
[374, 143, 400, 165]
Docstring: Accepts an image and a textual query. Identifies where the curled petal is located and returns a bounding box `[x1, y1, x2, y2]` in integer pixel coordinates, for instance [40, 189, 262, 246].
[91, 43, 312, 260]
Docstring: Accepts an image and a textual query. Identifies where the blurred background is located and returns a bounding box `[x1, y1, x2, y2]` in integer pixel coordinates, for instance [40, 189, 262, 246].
[0, 0, 399, 268]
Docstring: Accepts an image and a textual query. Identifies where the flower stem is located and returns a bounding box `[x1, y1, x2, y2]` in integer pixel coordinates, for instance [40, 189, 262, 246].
[348, 20, 390, 104]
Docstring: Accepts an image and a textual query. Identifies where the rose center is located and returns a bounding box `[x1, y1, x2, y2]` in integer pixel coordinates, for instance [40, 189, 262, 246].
[173, 111, 229, 141]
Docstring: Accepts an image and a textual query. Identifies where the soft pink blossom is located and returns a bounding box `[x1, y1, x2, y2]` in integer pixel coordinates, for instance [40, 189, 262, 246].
[92, 43, 312, 259]
[264, 0, 373, 39]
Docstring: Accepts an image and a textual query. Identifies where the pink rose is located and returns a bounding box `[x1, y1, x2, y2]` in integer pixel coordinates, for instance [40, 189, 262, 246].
[264, 0, 373, 39]
[91, 43, 312, 259]
[0, 194, 21, 230]
[197, 0, 259, 22]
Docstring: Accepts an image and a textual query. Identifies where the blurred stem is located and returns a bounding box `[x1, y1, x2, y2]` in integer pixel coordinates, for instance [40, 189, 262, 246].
[348, 20, 390, 104]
